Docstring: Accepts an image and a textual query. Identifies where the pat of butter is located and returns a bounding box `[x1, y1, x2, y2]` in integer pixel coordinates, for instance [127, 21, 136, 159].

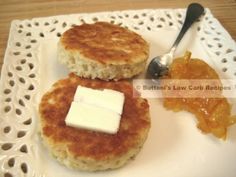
[74, 86, 125, 115]
[65, 101, 121, 134]
[65, 85, 125, 134]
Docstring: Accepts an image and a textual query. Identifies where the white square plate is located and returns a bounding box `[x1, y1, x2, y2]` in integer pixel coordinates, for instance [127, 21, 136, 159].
[1, 8, 236, 177]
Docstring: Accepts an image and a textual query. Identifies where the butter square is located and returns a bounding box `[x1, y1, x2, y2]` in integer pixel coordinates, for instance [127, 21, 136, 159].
[65, 101, 121, 134]
[74, 86, 125, 115]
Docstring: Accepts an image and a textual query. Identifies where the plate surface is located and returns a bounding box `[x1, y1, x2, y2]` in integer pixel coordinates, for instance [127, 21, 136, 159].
[1, 8, 236, 177]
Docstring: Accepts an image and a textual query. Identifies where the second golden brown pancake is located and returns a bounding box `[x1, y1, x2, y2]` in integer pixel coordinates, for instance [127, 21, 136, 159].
[38, 73, 150, 171]
[58, 22, 149, 80]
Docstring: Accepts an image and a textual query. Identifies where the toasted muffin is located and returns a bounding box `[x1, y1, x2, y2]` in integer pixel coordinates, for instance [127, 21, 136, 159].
[58, 22, 149, 80]
[38, 73, 151, 171]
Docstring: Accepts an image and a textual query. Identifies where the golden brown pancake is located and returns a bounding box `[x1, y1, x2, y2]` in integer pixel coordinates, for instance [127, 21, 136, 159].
[38, 73, 150, 171]
[58, 22, 149, 80]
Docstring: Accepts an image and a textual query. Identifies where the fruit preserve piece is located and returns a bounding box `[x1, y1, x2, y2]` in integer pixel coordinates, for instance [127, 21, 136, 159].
[162, 51, 236, 139]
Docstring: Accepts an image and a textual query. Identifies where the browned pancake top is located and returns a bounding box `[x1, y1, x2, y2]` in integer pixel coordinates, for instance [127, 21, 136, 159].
[60, 22, 149, 65]
[39, 73, 150, 160]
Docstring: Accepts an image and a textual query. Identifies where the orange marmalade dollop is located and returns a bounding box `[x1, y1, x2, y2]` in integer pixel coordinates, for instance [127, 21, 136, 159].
[161, 51, 236, 140]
